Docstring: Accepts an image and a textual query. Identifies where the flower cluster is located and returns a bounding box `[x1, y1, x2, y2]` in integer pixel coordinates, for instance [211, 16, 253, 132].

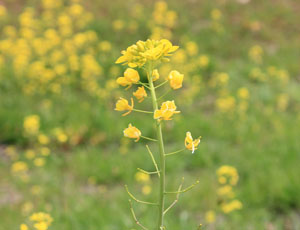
[116, 39, 178, 67]
[20, 212, 53, 230]
[217, 165, 242, 213]
[0, 0, 111, 98]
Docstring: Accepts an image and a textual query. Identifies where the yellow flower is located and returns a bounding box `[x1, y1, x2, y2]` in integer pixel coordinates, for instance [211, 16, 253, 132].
[38, 134, 50, 145]
[205, 210, 216, 223]
[198, 55, 209, 68]
[124, 68, 140, 83]
[20, 224, 28, 230]
[168, 70, 184, 89]
[30, 212, 53, 224]
[152, 69, 160, 81]
[115, 97, 134, 116]
[217, 165, 239, 186]
[142, 185, 152, 195]
[11, 161, 28, 173]
[135, 172, 150, 182]
[116, 68, 140, 89]
[133, 86, 147, 102]
[23, 115, 40, 135]
[211, 9, 222, 20]
[154, 100, 180, 121]
[25, 149, 35, 159]
[123, 124, 141, 142]
[34, 158, 45, 167]
[116, 76, 131, 88]
[33, 221, 48, 230]
[221, 200, 242, 213]
[237, 87, 249, 100]
[217, 185, 234, 197]
[116, 39, 178, 67]
[185, 132, 201, 153]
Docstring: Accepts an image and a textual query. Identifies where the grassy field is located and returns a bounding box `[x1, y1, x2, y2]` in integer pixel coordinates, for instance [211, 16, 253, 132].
[0, 0, 300, 229]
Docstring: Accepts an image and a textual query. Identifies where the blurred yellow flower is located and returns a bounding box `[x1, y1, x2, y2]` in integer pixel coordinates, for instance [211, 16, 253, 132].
[113, 19, 124, 31]
[185, 132, 200, 153]
[198, 55, 209, 68]
[34, 158, 45, 167]
[216, 96, 236, 112]
[237, 87, 249, 100]
[30, 212, 53, 224]
[116, 39, 178, 67]
[142, 185, 152, 195]
[205, 210, 216, 223]
[123, 124, 141, 142]
[135, 172, 150, 182]
[152, 69, 160, 81]
[185, 41, 198, 56]
[25, 149, 35, 159]
[168, 70, 184, 90]
[277, 93, 289, 111]
[211, 9, 222, 20]
[217, 185, 234, 197]
[20, 224, 28, 230]
[154, 100, 180, 121]
[23, 115, 40, 135]
[38, 134, 50, 145]
[248, 45, 263, 63]
[221, 200, 242, 213]
[133, 86, 147, 103]
[115, 97, 134, 116]
[0, 5, 7, 17]
[11, 161, 28, 173]
[40, 147, 50, 156]
[217, 165, 239, 186]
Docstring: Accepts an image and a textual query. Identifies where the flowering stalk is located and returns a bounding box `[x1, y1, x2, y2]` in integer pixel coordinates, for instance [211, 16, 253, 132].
[147, 62, 166, 229]
[115, 39, 202, 230]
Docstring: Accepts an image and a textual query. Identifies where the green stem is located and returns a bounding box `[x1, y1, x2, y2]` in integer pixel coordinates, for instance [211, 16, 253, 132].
[157, 89, 172, 102]
[147, 64, 166, 230]
[165, 148, 185, 157]
[133, 109, 153, 114]
[141, 136, 158, 142]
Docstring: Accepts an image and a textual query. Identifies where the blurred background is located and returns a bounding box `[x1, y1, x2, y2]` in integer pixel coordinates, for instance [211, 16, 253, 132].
[0, 0, 299, 229]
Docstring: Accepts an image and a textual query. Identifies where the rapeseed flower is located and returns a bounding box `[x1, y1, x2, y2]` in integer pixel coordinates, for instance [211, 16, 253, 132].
[205, 210, 216, 223]
[221, 200, 242, 213]
[185, 132, 201, 153]
[11, 161, 28, 173]
[115, 97, 134, 116]
[217, 165, 239, 186]
[20, 224, 28, 230]
[117, 68, 140, 89]
[154, 100, 180, 121]
[115, 39, 178, 67]
[237, 87, 249, 100]
[168, 70, 184, 89]
[133, 87, 147, 102]
[152, 69, 160, 81]
[23, 115, 40, 135]
[123, 124, 141, 142]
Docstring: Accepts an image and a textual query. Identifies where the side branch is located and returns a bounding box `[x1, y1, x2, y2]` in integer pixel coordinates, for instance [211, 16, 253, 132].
[128, 199, 149, 230]
[137, 168, 160, 175]
[146, 145, 161, 177]
[155, 80, 168, 89]
[163, 178, 184, 215]
[165, 180, 199, 194]
[165, 148, 185, 157]
[137, 81, 150, 89]
[125, 185, 158, 205]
